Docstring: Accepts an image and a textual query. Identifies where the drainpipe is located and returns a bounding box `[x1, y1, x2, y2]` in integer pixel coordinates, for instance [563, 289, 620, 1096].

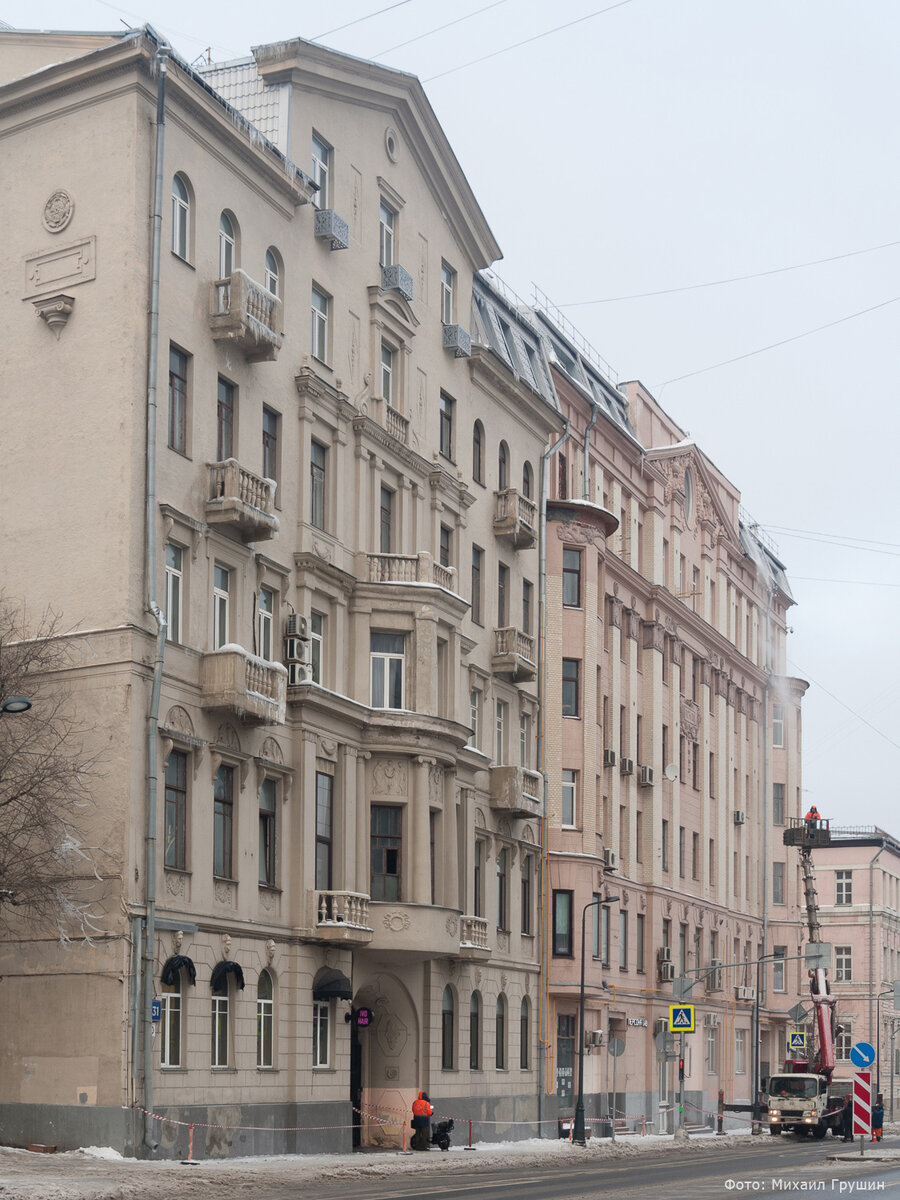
[869, 842, 887, 1054]
[582, 403, 599, 501]
[142, 38, 170, 1152]
[762, 587, 773, 986]
[537, 419, 570, 1127]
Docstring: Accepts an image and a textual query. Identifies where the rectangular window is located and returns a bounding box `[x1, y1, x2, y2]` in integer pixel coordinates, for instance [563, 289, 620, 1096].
[258, 777, 276, 887]
[439, 523, 452, 568]
[165, 543, 183, 644]
[469, 689, 480, 749]
[213, 764, 234, 879]
[311, 132, 331, 208]
[521, 853, 533, 935]
[691, 832, 699, 880]
[370, 631, 405, 709]
[636, 912, 645, 972]
[772, 703, 784, 747]
[519, 712, 531, 769]
[257, 586, 274, 661]
[591, 895, 600, 959]
[211, 993, 229, 1067]
[379, 200, 395, 267]
[773, 861, 785, 905]
[772, 945, 787, 992]
[770, 781, 784, 826]
[371, 804, 401, 900]
[380, 485, 394, 553]
[495, 699, 507, 765]
[553, 890, 573, 956]
[471, 546, 483, 624]
[635, 811, 643, 862]
[160, 978, 182, 1067]
[562, 548, 582, 607]
[706, 1025, 718, 1074]
[474, 839, 484, 917]
[562, 658, 580, 717]
[315, 771, 333, 890]
[735, 1028, 746, 1074]
[619, 909, 628, 970]
[216, 376, 235, 462]
[601, 905, 610, 965]
[522, 579, 533, 634]
[213, 565, 230, 650]
[439, 392, 455, 460]
[310, 611, 324, 684]
[497, 562, 509, 626]
[262, 406, 279, 485]
[311, 286, 329, 362]
[310, 440, 326, 530]
[497, 849, 509, 931]
[168, 346, 188, 454]
[312, 999, 330, 1067]
[835, 945, 852, 982]
[678, 826, 685, 879]
[662, 819, 669, 872]
[257, 976, 273, 1069]
[709, 838, 716, 885]
[440, 261, 455, 324]
[836, 870, 852, 905]
[164, 750, 187, 870]
[561, 769, 577, 827]
[381, 341, 394, 403]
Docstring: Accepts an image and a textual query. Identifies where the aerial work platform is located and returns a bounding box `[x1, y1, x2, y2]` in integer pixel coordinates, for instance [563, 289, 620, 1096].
[783, 816, 832, 850]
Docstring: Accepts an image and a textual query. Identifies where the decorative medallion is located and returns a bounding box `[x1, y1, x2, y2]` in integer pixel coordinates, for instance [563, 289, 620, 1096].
[165, 871, 185, 897]
[372, 759, 407, 795]
[445, 916, 458, 938]
[383, 910, 410, 933]
[214, 880, 235, 906]
[42, 189, 75, 233]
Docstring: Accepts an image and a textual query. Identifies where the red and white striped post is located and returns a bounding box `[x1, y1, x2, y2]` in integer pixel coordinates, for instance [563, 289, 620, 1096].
[853, 1070, 871, 1152]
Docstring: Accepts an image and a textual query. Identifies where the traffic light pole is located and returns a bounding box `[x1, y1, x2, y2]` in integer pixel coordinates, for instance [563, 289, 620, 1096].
[677, 1031, 686, 1138]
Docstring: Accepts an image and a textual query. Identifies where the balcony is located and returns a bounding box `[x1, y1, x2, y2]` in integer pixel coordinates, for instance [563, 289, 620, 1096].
[364, 552, 457, 592]
[200, 646, 286, 725]
[206, 459, 279, 542]
[209, 269, 283, 362]
[442, 323, 472, 358]
[494, 489, 537, 549]
[304, 890, 373, 945]
[362, 902, 461, 960]
[492, 627, 537, 681]
[489, 766, 542, 818]
[313, 208, 350, 251]
[385, 404, 409, 445]
[458, 915, 491, 961]
[381, 264, 415, 301]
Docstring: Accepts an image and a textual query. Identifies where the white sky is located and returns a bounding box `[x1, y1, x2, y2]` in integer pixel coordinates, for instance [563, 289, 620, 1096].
[4, 0, 898, 831]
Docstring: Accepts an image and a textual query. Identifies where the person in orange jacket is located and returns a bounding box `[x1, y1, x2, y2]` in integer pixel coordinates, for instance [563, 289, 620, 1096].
[411, 1090, 433, 1150]
[805, 805, 821, 834]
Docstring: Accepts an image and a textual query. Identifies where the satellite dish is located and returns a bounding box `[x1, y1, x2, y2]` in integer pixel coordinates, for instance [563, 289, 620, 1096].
[664, 763, 678, 782]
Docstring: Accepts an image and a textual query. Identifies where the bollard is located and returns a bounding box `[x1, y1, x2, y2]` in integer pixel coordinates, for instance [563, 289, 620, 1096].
[181, 1123, 198, 1165]
[717, 1089, 724, 1136]
[464, 1118, 476, 1150]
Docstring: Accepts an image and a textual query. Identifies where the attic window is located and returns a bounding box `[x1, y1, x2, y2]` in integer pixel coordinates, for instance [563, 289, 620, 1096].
[684, 468, 693, 526]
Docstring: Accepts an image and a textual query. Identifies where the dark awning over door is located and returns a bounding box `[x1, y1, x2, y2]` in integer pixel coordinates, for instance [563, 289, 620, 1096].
[313, 966, 352, 1000]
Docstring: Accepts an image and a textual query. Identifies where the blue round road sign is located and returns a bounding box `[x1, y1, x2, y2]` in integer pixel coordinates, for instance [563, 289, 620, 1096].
[849, 1041, 876, 1069]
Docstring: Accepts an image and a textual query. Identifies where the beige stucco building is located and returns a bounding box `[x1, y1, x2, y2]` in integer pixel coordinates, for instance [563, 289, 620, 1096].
[0, 27, 562, 1156]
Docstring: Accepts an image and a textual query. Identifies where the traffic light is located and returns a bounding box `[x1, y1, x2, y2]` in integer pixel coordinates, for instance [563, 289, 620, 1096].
[679, 1057, 685, 1082]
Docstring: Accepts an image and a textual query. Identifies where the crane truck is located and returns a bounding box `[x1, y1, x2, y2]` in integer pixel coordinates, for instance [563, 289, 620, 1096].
[766, 817, 847, 1138]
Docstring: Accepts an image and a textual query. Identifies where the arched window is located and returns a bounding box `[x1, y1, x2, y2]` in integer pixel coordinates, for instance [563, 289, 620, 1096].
[218, 212, 236, 279]
[520, 996, 530, 1069]
[496, 994, 507, 1069]
[441, 985, 455, 1070]
[171, 174, 190, 260]
[522, 461, 533, 500]
[265, 249, 280, 297]
[469, 991, 481, 1069]
[257, 970, 274, 1068]
[160, 971, 182, 1067]
[498, 441, 509, 491]
[472, 421, 485, 484]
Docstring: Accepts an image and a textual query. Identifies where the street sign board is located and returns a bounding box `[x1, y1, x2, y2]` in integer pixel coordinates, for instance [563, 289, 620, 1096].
[787, 1031, 807, 1053]
[850, 1042, 876, 1069]
[804, 943, 831, 970]
[673, 976, 694, 1001]
[788, 1003, 810, 1024]
[853, 1070, 872, 1136]
[150, 997, 161, 1022]
[607, 1037, 625, 1058]
[669, 1004, 695, 1032]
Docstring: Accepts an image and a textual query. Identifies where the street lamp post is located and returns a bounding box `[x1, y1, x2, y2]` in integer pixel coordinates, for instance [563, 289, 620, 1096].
[875, 986, 893, 1100]
[574, 892, 619, 1147]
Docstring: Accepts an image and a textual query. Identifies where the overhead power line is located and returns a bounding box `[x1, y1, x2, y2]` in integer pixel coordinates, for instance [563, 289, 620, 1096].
[659, 294, 900, 387]
[424, 0, 636, 83]
[557, 238, 900, 306]
[314, 0, 418, 42]
[764, 525, 900, 549]
[766, 532, 900, 558]
[792, 576, 900, 587]
[788, 660, 900, 755]
[376, 0, 512, 57]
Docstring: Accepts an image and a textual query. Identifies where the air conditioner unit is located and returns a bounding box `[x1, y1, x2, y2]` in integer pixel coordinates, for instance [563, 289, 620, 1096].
[313, 208, 350, 251]
[442, 323, 472, 358]
[657, 946, 672, 963]
[284, 636, 312, 664]
[603, 848, 618, 871]
[287, 662, 313, 686]
[733, 809, 746, 825]
[620, 757, 634, 776]
[653, 1017, 669, 1034]
[586, 1029, 604, 1047]
[639, 764, 655, 787]
[658, 962, 675, 983]
[735, 986, 756, 1002]
[602, 748, 617, 768]
[381, 263, 415, 301]
[285, 614, 309, 639]
[706, 961, 724, 992]
[704, 1012, 719, 1028]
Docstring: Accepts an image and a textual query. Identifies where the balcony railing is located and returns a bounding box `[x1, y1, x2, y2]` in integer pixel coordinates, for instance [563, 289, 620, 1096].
[206, 459, 279, 542]
[308, 890, 373, 944]
[494, 488, 537, 548]
[200, 646, 286, 725]
[209, 269, 284, 362]
[385, 404, 409, 445]
[364, 552, 457, 592]
[489, 765, 543, 817]
[492, 626, 537, 680]
[459, 915, 491, 961]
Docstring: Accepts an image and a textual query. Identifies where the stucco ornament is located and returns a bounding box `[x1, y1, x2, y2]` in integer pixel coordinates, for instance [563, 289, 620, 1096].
[383, 911, 410, 933]
[265, 939, 276, 964]
[42, 189, 75, 233]
[221, 934, 232, 956]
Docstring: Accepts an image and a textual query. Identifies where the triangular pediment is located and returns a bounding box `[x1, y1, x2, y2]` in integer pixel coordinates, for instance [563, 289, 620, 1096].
[644, 443, 738, 547]
[367, 284, 419, 340]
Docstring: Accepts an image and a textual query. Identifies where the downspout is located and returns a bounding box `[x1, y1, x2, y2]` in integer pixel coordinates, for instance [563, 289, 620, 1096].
[869, 843, 887, 1050]
[142, 39, 170, 1152]
[582, 402, 599, 501]
[761, 587, 773, 1001]
[537, 419, 570, 1125]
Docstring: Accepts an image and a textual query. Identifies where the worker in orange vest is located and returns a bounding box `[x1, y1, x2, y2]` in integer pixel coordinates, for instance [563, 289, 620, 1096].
[411, 1090, 433, 1151]
[805, 805, 820, 834]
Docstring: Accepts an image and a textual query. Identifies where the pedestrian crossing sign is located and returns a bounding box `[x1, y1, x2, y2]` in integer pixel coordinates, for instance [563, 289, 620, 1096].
[788, 1031, 807, 1052]
[669, 1004, 695, 1032]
